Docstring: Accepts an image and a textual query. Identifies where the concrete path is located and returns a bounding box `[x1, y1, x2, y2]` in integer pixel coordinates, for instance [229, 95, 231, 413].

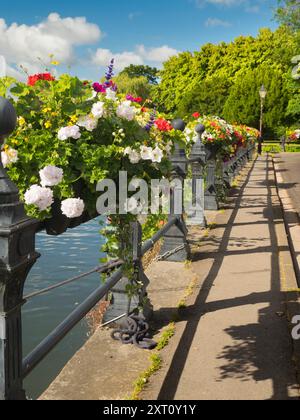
[144, 156, 300, 401]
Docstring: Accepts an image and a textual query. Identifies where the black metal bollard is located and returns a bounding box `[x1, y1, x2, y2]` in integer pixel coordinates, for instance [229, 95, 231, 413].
[187, 124, 206, 226]
[160, 120, 190, 262]
[0, 98, 40, 400]
[204, 157, 219, 211]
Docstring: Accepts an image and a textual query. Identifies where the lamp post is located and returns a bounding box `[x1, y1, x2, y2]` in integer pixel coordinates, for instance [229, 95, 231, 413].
[258, 85, 267, 155]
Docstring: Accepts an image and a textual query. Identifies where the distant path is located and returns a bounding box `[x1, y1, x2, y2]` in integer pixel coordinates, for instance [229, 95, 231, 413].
[276, 153, 300, 215]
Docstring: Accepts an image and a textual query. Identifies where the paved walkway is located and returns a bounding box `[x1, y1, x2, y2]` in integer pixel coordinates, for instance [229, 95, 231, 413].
[143, 156, 300, 400]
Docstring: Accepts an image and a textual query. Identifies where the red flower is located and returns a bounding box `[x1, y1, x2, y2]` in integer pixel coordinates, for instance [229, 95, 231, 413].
[155, 118, 173, 132]
[192, 112, 200, 118]
[28, 73, 55, 86]
[141, 107, 148, 113]
[135, 97, 143, 103]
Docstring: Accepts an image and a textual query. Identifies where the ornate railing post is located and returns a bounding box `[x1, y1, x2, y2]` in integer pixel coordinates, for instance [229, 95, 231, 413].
[204, 153, 218, 211]
[187, 124, 206, 226]
[222, 160, 231, 191]
[160, 119, 190, 262]
[0, 98, 39, 400]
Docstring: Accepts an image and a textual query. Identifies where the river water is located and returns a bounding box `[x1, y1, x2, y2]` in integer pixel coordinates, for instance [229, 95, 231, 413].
[22, 218, 105, 400]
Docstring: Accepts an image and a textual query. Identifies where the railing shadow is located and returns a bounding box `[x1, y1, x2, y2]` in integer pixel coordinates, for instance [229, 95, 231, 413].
[156, 157, 298, 400]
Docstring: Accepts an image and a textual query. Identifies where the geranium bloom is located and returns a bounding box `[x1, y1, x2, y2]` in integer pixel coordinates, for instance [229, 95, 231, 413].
[117, 101, 136, 121]
[91, 102, 105, 119]
[193, 112, 201, 118]
[92, 83, 106, 93]
[155, 118, 173, 132]
[126, 95, 143, 103]
[39, 166, 64, 187]
[61, 198, 85, 219]
[27, 73, 55, 86]
[24, 185, 54, 211]
[1, 146, 18, 168]
[77, 115, 98, 132]
[58, 125, 81, 141]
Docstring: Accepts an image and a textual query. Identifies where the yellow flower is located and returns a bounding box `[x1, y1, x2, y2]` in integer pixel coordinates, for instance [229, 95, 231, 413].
[18, 117, 26, 127]
[51, 61, 60, 66]
[51, 112, 58, 117]
[42, 107, 52, 114]
[45, 121, 52, 129]
[70, 115, 78, 124]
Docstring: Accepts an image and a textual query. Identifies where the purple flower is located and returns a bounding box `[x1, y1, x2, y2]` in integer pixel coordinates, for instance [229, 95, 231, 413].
[126, 94, 135, 102]
[144, 110, 157, 132]
[105, 59, 115, 85]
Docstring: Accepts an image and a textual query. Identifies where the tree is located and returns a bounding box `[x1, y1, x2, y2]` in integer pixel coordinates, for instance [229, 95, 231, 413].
[176, 76, 230, 118]
[223, 65, 290, 137]
[119, 65, 159, 85]
[153, 27, 298, 134]
[113, 73, 151, 99]
[275, 0, 300, 32]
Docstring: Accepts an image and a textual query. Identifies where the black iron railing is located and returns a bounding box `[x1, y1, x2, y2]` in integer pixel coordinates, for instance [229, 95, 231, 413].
[0, 97, 255, 400]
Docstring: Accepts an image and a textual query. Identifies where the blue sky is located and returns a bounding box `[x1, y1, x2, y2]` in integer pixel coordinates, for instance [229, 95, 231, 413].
[0, 0, 279, 81]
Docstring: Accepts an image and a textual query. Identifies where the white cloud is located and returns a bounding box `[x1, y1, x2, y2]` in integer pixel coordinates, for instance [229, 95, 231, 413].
[137, 45, 179, 62]
[92, 45, 179, 71]
[0, 13, 102, 75]
[92, 49, 143, 71]
[205, 18, 232, 27]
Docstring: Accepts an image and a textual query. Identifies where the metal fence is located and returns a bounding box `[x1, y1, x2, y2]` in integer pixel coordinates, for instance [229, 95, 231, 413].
[0, 97, 255, 400]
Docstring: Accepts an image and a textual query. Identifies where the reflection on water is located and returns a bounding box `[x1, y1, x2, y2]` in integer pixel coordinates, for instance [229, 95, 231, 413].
[23, 218, 105, 400]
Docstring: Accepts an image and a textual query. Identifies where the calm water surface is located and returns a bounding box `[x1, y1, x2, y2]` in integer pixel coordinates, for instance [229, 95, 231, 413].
[22, 218, 105, 400]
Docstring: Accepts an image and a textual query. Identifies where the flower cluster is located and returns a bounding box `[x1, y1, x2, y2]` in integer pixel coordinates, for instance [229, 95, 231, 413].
[124, 145, 164, 164]
[288, 129, 300, 142]
[1, 145, 18, 168]
[184, 113, 260, 157]
[28, 73, 55, 86]
[58, 125, 81, 141]
[126, 95, 143, 103]
[3, 59, 177, 222]
[155, 118, 173, 132]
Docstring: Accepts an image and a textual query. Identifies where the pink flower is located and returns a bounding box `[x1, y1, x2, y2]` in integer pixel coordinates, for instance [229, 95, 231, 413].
[93, 83, 106, 93]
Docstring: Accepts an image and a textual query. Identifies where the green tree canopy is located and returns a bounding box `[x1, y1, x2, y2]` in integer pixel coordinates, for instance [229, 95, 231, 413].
[113, 73, 151, 99]
[275, 0, 300, 32]
[119, 65, 159, 85]
[152, 27, 299, 136]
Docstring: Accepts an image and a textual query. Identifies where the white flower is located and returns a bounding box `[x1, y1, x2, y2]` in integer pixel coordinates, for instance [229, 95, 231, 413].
[58, 127, 69, 141]
[106, 88, 117, 101]
[124, 147, 132, 156]
[61, 198, 85, 219]
[77, 115, 98, 132]
[58, 125, 81, 141]
[128, 150, 141, 164]
[24, 185, 54, 211]
[92, 101, 105, 119]
[151, 146, 164, 163]
[1, 147, 18, 168]
[39, 166, 63, 187]
[140, 146, 153, 161]
[117, 101, 136, 121]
